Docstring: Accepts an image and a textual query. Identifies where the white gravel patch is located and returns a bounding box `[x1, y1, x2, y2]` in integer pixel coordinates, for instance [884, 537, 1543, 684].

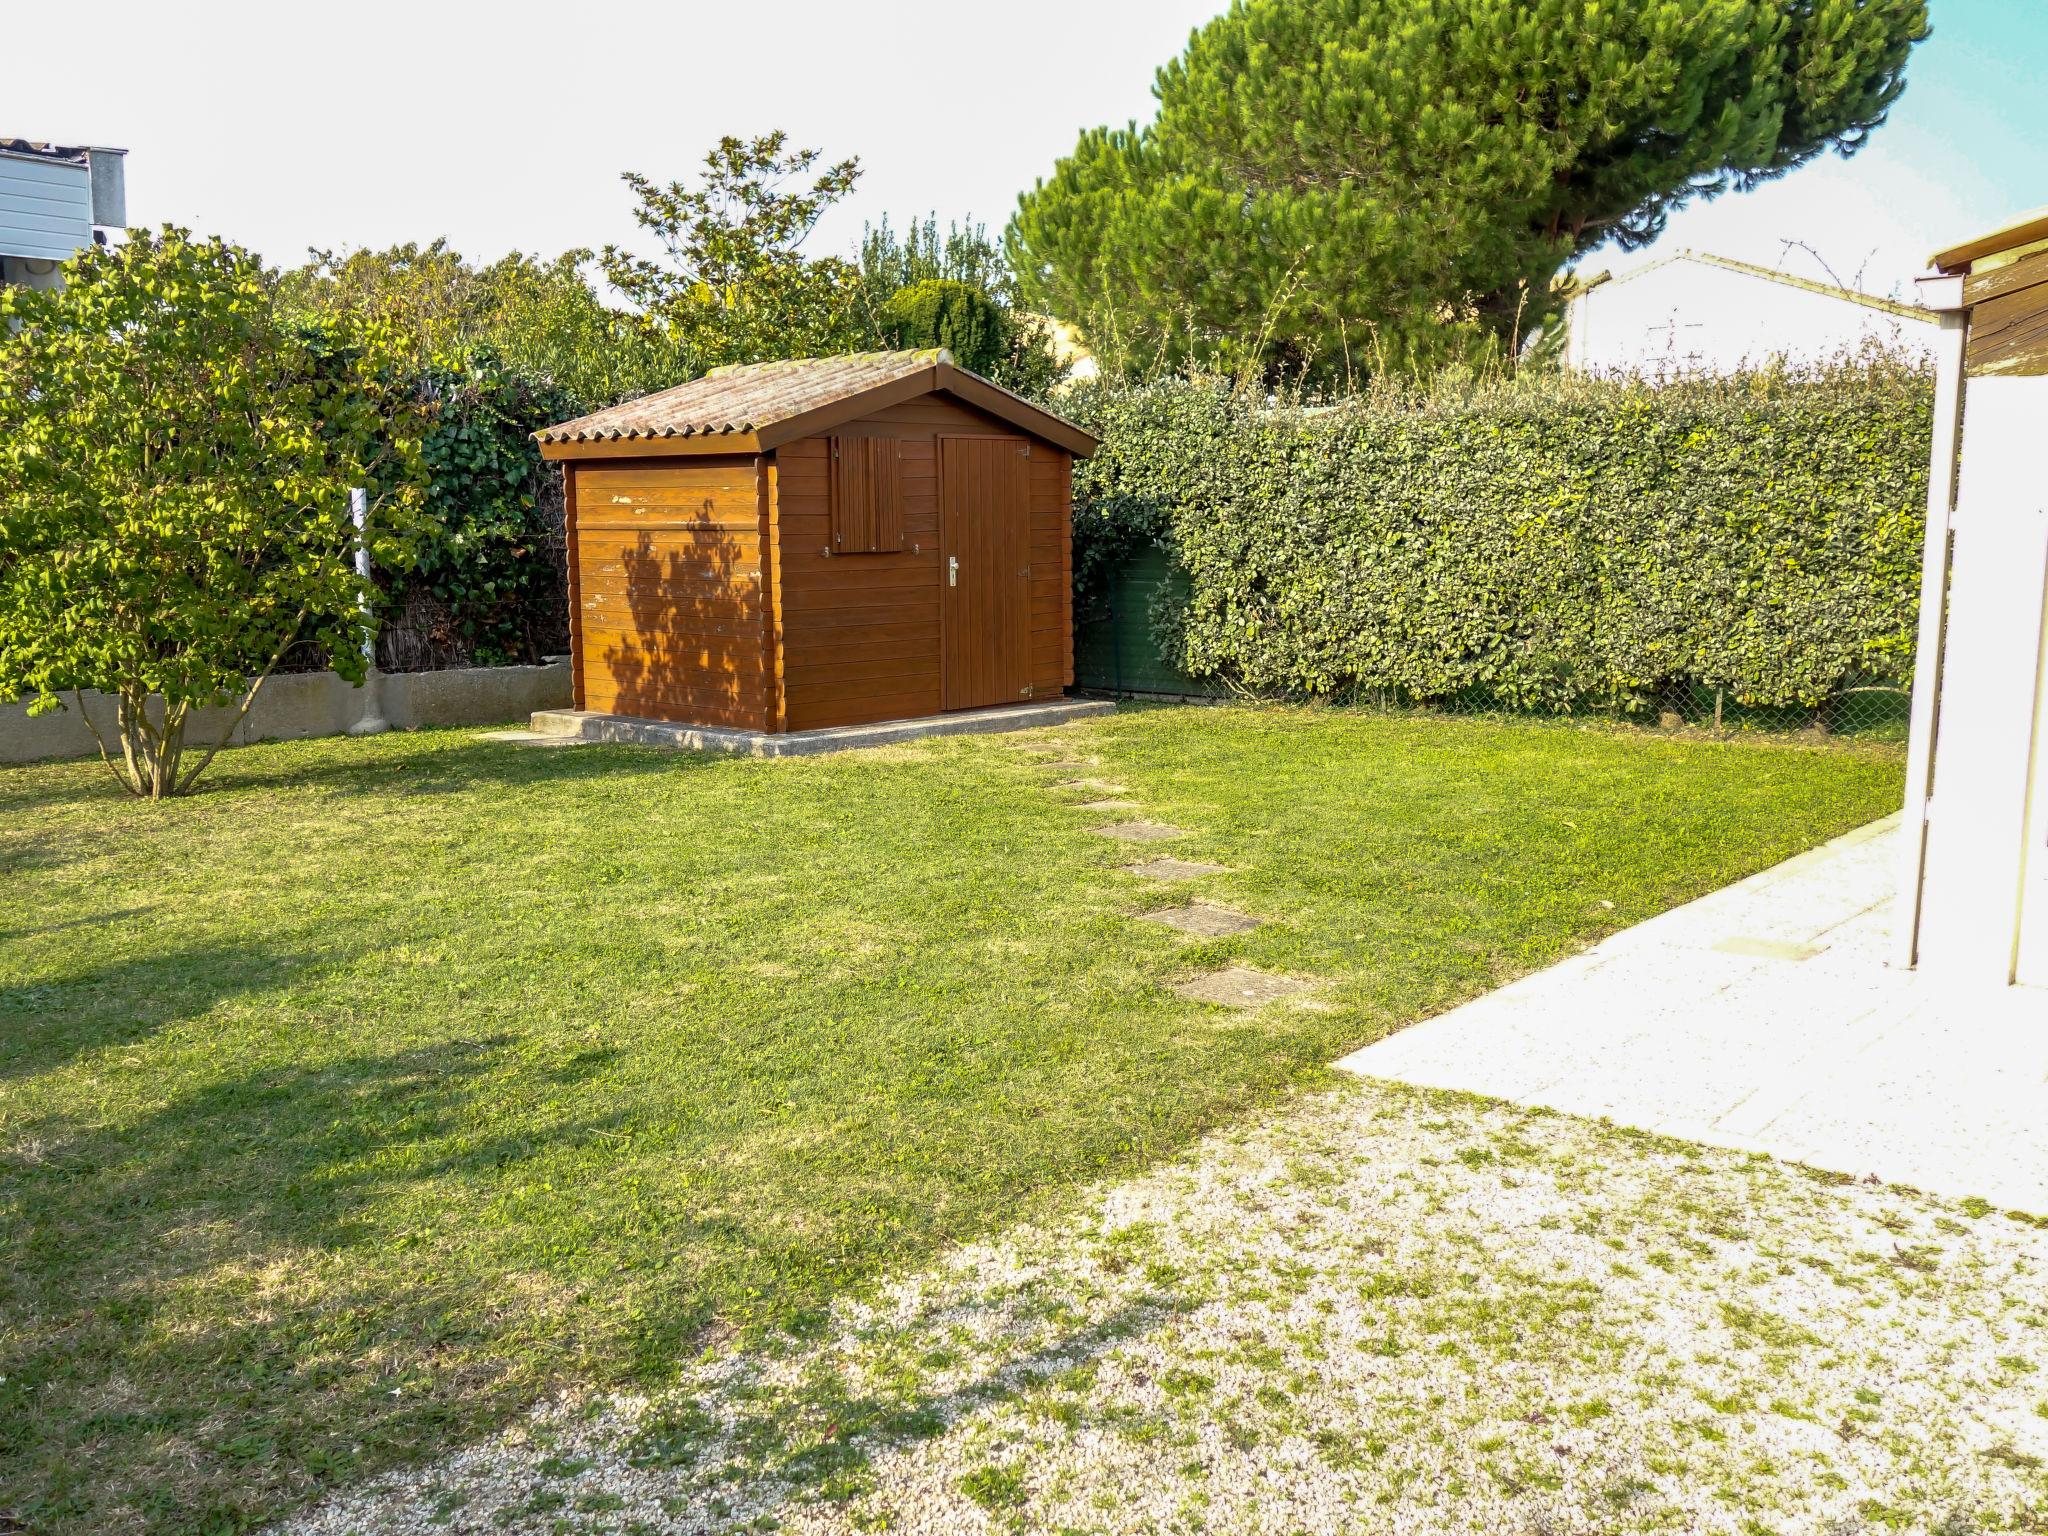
[281, 1082, 2048, 1535]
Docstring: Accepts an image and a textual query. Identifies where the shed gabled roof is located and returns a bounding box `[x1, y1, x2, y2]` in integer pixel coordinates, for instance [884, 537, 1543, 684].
[535, 348, 1098, 459]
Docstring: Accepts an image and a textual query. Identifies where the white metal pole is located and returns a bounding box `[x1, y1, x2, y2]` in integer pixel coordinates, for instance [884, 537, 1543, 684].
[346, 486, 390, 736]
[1894, 281, 1969, 968]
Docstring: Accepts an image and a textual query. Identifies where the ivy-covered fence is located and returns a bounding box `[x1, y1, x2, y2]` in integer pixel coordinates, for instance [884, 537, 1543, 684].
[1066, 361, 1932, 731]
[379, 352, 576, 671]
[282, 341, 576, 675]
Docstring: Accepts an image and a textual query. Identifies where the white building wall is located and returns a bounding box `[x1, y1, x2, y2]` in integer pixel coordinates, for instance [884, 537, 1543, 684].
[1568, 257, 1939, 375]
[0, 150, 92, 264]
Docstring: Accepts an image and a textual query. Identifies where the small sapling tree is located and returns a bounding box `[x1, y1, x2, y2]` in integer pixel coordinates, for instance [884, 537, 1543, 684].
[0, 228, 419, 798]
[600, 132, 867, 369]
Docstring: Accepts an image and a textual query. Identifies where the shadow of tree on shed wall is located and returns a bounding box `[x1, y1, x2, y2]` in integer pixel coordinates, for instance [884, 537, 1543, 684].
[599, 529, 764, 730]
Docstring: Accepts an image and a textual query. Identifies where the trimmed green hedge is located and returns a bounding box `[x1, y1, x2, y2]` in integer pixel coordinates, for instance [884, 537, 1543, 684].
[1066, 363, 1932, 713]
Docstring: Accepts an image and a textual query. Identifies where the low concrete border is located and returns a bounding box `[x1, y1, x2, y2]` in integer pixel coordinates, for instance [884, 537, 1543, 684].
[2, 661, 572, 766]
[528, 698, 1115, 756]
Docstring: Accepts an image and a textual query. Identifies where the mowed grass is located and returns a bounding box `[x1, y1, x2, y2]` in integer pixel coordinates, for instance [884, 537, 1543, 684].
[0, 704, 1902, 1534]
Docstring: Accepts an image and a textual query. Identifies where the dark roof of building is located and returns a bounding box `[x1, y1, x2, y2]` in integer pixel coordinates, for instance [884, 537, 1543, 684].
[0, 140, 97, 166]
[534, 348, 1097, 458]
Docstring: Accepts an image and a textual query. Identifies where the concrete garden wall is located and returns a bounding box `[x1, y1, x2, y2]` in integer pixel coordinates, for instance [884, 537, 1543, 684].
[0, 660, 571, 765]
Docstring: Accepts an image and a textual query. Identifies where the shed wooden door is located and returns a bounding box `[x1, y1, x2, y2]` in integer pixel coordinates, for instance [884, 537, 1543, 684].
[939, 436, 1032, 710]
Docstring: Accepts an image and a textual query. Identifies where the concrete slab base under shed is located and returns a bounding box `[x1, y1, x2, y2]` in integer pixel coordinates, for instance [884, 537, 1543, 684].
[527, 699, 1114, 757]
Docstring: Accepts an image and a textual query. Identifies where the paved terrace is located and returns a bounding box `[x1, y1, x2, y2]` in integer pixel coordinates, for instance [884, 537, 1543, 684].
[1341, 814, 2048, 1213]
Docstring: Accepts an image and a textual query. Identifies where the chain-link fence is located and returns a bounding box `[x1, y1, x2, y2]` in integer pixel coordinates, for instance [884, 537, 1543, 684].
[1075, 603, 1912, 744]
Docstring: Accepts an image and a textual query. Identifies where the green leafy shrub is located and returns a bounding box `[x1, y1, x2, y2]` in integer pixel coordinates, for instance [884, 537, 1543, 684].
[859, 215, 1068, 398]
[0, 228, 421, 798]
[280, 241, 694, 415]
[879, 279, 1008, 376]
[287, 334, 573, 671]
[396, 350, 575, 667]
[1067, 358, 1933, 713]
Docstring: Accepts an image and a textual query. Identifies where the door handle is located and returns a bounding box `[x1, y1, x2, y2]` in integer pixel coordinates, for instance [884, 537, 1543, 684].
[948, 555, 959, 588]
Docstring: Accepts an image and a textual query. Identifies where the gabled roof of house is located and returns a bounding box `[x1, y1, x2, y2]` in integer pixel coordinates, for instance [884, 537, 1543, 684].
[1573, 249, 1935, 323]
[535, 348, 1098, 459]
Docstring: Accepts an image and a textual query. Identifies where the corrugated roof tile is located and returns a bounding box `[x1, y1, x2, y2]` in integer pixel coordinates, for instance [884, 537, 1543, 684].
[535, 349, 955, 445]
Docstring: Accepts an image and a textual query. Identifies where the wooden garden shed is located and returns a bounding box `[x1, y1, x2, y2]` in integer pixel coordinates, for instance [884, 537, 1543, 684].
[535, 349, 1097, 736]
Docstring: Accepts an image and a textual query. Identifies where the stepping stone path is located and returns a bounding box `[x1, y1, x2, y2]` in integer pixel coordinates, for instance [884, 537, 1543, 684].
[1095, 820, 1187, 843]
[1023, 744, 1326, 1013]
[1127, 856, 1228, 882]
[1174, 965, 1315, 1009]
[1143, 901, 1262, 937]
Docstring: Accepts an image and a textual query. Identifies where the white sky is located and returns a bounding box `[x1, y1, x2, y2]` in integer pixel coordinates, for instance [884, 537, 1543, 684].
[11, 0, 1218, 270]
[13, 0, 2045, 305]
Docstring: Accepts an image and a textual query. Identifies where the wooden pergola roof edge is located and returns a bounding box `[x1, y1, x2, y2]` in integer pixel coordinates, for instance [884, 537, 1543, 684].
[1931, 206, 2048, 275]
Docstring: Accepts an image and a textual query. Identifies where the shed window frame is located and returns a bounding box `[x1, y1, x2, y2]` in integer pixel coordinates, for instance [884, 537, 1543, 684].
[829, 435, 904, 554]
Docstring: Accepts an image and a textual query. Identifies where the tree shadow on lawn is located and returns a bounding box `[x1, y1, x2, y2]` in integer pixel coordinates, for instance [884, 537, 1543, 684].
[0, 940, 300, 1082]
[197, 736, 736, 801]
[0, 905, 155, 944]
[0, 735, 738, 819]
[0, 829, 96, 878]
[0, 1034, 649, 1529]
[25, 1032, 641, 1259]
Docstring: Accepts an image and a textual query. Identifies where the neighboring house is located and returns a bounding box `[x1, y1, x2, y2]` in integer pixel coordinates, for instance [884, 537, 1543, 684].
[1, 138, 127, 291]
[1563, 249, 1937, 375]
[1037, 315, 1100, 383]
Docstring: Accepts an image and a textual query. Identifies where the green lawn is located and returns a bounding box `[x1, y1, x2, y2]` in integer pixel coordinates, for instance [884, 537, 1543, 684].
[0, 705, 1902, 1534]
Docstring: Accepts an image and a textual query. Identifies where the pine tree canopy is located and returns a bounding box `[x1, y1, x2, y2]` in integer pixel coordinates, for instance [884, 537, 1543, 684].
[1006, 0, 1929, 381]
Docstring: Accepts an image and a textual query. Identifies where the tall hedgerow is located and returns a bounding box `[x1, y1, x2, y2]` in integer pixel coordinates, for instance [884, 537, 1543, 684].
[1065, 355, 1932, 714]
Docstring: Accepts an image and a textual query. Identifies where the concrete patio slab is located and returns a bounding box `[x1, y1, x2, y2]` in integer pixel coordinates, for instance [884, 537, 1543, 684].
[1127, 857, 1228, 883]
[527, 699, 1114, 757]
[1143, 901, 1263, 938]
[1338, 814, 2048, 1212]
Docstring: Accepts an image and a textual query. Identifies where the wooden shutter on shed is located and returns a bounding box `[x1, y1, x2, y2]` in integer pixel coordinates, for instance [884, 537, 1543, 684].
[830, 436, 903, 554]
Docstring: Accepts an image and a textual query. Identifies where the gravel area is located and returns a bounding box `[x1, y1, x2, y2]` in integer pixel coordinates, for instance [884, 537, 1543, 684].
[283, 1082, 2048, 1535]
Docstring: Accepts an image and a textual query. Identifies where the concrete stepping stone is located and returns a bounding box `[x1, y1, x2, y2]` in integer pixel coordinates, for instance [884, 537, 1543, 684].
[1143, 901, 1262, 938]
[1056, 778, 1125, 793]
[1075, 798, 1141, 811]
[1174, 966, 1314, 1009]
[1038, 759, 1094, 773]
[1127, 857, 1227, 882]
[1094, 820, 1186, 843]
